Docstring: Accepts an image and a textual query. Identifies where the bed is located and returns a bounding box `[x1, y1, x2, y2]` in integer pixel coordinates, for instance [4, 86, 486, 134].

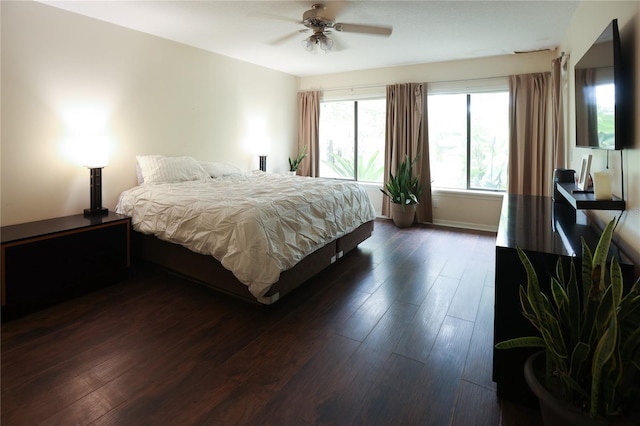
[115, 155, 376, 304]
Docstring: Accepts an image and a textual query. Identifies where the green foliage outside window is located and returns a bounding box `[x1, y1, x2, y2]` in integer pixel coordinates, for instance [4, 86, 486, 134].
[322, 150, 385, 183]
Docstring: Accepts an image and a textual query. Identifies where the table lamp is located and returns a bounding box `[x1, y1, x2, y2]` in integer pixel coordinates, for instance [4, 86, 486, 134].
[83, 137, 109, 217]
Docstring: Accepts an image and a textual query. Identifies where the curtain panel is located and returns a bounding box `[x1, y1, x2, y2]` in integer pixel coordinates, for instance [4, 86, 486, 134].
[297, 91, 320, 177]
[508, 73, 554, 196]
[384, 83, 433, 223]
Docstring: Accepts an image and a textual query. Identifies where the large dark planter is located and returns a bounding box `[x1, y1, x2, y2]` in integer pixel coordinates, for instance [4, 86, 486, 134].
[524, 351, 606, 426]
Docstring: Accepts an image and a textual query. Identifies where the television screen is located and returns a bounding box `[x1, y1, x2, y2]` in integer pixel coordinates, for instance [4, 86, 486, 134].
[574, 19, 623, 150]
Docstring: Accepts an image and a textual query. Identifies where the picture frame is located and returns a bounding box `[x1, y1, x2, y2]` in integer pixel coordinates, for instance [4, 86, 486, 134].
[577, 154, 592, 190]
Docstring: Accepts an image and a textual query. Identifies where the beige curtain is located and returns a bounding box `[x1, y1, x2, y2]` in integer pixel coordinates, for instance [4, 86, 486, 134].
[297, 91, 320, 177]
[383, 83, 432, 223]
[551, 55, 568, 169]
[508, 73, 554, 196]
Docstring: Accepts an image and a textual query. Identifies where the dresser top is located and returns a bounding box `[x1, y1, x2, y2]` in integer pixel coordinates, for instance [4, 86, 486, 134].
[1, 212, 130, 245]
[496, 194, 629, 264]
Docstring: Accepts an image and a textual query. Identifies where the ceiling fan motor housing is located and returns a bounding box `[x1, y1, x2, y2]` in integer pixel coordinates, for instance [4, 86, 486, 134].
[302, 4, 335, 30]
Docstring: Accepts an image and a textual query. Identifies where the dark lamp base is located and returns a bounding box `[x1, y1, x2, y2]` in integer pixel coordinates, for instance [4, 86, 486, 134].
[84, 208, 109, 217]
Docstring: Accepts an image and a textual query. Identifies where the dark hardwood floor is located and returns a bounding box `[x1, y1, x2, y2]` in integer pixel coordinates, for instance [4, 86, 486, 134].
[1, 219, 542, 425]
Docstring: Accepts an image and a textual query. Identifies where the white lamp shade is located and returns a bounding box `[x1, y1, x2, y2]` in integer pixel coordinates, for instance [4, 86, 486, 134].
[84, 136, 109, 168]
[302, 37, 315, 52]
[255, 137, 271, 156]
[319, 34, 333, 51]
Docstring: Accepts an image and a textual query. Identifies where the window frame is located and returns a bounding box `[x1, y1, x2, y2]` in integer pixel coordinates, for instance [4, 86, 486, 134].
[428, 78, 509, 193]
[318, 97, 386, 183]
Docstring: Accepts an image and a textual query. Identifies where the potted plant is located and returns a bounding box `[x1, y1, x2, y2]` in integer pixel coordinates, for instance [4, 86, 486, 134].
[288, 145, 307, 175]
[496, 218, 640, 425]
[380, 154, 424, 228]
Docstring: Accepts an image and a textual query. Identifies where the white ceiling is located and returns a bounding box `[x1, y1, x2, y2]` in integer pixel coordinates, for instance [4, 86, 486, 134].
[40, 0, 580, 77]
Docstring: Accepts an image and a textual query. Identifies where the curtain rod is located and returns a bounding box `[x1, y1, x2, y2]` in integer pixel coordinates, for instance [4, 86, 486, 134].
[307, 75, 509, 93]
[314, 83, 385, 93]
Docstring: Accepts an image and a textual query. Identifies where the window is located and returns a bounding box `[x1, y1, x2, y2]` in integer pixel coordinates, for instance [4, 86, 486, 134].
[428, 91, 509, 191]
[319, 99, 385, 183]
[595, 83, 614, 146]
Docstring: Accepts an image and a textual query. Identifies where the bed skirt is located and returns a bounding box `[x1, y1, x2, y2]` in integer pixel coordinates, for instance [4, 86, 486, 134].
[131, 220, 374, 304]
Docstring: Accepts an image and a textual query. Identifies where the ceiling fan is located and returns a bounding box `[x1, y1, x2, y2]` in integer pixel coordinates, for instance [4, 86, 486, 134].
[289, 3, 393, 53]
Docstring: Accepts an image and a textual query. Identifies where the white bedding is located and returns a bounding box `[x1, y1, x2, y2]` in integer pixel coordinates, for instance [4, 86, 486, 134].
[115, 172, 376, 298]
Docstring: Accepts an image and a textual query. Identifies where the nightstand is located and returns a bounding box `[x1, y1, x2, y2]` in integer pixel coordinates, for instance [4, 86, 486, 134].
[1, 212, 131, 320]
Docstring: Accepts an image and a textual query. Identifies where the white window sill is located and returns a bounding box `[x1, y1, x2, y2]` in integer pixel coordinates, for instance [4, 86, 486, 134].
[432, 187, 505, 201]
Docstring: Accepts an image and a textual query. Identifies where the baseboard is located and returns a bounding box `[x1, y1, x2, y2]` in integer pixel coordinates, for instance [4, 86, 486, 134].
[376, 215, 498, 233]
[432, 219, 498, 233]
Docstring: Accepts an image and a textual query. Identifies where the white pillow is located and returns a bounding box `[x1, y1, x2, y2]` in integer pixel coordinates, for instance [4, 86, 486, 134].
[136, 155, 210, 184]
[135, 154, 164, 185]
[136, 162, 144, 185]
[199, 161, 244, 178]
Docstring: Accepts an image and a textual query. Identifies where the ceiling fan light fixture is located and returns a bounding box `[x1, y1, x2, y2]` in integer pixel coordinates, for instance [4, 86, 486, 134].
[319, 33, 333, 51]
[302, 31, 333, 53]
[302, 36, 316, 52]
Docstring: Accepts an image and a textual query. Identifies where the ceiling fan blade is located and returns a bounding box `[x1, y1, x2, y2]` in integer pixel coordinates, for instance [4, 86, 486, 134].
[334, 23, 392, 37]
[268, 29, 308, 46]
[249, 10, 300, 25]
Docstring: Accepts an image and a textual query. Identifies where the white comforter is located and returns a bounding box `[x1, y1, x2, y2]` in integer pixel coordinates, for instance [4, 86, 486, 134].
[115, 172, 376, 299]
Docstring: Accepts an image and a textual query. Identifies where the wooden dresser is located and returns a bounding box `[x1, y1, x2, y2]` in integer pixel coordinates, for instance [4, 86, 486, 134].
[1, 212, 131, 320]
[492, 195, 635, 406]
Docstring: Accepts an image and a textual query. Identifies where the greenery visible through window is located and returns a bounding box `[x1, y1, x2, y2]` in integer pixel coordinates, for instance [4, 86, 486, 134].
[428, 92, 509, 191]
[319, 99, 385, 183]
[596, 83, 615, 147]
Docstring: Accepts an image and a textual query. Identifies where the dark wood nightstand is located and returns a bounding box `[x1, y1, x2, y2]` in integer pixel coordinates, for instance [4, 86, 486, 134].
[1, 212, 131, 320]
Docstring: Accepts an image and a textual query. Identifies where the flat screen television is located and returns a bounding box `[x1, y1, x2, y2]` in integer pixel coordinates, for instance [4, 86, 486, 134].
[574, 19, 625, 150]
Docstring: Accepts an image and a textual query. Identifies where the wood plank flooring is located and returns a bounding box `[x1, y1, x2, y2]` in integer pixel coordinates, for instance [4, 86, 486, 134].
[1, 219, 543, 425]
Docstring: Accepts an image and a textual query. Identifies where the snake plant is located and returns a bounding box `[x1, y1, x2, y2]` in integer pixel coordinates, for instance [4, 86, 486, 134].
[496, 218, 640, 420]
[288, 145, 308, 172]
[380, 154, 424, 209]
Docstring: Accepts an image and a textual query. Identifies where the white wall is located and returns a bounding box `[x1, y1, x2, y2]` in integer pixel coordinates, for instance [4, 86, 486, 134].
[1, 1, 299, 226]
[300, 51, 554, 231]
[560, 1, 640, 263]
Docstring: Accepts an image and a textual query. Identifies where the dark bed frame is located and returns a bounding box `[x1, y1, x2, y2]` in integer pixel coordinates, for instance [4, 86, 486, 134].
[131, 220, 374, 304]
